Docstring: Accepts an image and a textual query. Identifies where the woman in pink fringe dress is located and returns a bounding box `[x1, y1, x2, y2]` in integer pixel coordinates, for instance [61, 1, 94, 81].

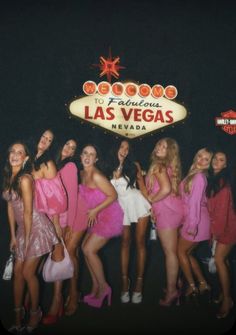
[80, 144, 124, 308]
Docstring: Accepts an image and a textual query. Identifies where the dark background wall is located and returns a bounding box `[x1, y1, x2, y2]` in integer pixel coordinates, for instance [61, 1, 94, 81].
[0, 2, 236, 333]
[0, 0, 236, 174]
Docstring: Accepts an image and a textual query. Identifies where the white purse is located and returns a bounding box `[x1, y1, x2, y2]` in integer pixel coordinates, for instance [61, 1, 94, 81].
[2, 252, 14, 280]
[42, 238, 74, 282]
[208, 240, 217, 274]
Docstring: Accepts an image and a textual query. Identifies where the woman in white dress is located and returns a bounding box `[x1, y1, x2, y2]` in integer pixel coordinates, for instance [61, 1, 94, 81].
[108, 140, 151, 304]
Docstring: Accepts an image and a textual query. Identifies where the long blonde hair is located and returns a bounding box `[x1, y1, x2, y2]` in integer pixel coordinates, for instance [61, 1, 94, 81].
[147, 137, 182, 195]
[183, 147, 213, 193]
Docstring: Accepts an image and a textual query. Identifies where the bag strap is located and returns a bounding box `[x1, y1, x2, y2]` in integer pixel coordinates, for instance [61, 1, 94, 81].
[60, 237, 70, 258]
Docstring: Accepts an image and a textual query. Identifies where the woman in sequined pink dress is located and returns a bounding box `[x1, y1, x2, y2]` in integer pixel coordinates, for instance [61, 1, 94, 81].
[80, 144, 123, 308]
[2, 142, 58, 333]
[146, 138, 183, 306]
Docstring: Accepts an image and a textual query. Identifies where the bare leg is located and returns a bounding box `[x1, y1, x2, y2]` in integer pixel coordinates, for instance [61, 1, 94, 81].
[13, 260, 25, 327]
[43, 226, 68, 317]
[177, 236, 198, 295]
[82, 233, 100, 295]
[134, 216, 149, 292]
[215, 242, 234, 317]
[120, 226, 131, 291]
[189, 252, 210, 292]
[82, 233, 109, 297]
[158, 228, 179, 296]
[23, 257, 42, 328]
[65, 229, 86, 314]
[46, 281, 63, 315]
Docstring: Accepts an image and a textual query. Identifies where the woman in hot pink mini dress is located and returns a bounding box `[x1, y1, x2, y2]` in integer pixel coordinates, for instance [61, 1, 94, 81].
[80, 144, 123, 308]
[146, 138, 183, 306]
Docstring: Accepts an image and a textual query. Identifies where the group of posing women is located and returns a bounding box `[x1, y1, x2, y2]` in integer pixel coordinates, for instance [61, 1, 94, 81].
[2, 129, 236, 334]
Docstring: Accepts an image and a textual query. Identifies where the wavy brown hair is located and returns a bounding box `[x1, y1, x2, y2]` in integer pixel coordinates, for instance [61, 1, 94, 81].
[3, 141, 33, 198]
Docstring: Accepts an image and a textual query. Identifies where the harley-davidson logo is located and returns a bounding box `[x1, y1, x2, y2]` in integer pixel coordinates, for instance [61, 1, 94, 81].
[215, 110, 236, 135]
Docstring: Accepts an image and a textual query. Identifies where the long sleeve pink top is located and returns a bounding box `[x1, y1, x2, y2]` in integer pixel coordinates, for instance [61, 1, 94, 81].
[180, 172, 211, 242]
[59, 162, 78, 229]
[207, 185, 236, 244]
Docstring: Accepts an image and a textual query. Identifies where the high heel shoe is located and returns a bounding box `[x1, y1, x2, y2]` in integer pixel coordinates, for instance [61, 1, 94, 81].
[42, 300, 64, 325]
[213, 292, 223, 304]
[184, 283, 199, 305]
[121, 276, 130, 303]
[25, 307, 42, 333]
[87, 286, 112, 308]
[198, 281, 211, 303]
[65, 293, 80, 316]
[83, 293, 96, 304]
[198, 281, 211, 294]
[8, 307, 25, 334]
[216, 299, 234, 319]
[159, 290, 181, 307]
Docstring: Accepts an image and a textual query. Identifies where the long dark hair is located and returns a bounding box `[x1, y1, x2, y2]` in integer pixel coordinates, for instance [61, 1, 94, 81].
[80, 143, 105, 174]
[55, 138, 78, 171]
[206, 151, 236, 211]
[34, 129, 56, 171]
[3, 141, 33, 198]
[106, 139, 137, 188]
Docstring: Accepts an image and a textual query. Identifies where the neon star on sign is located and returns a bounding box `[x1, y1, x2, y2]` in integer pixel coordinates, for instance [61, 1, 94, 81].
[93, 48, 125, 83]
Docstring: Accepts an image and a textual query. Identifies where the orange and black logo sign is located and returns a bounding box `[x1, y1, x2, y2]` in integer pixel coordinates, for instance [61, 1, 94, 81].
[215, 110, 236, 135]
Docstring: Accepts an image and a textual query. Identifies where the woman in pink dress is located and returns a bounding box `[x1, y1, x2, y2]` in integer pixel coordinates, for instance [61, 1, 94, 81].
[42, 138, 87, 323]
[2, 142, 58, 333]
[80, 144, 123, 308]
[206, 151, 236, 318]
[59, 140, 88, 316]
[30, 129, 68, 321]
[178, 147, 213, 300]
[146, 138, 183, 306]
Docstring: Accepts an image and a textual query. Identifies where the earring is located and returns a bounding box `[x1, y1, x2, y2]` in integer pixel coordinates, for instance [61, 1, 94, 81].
[22, 160, 26, 169]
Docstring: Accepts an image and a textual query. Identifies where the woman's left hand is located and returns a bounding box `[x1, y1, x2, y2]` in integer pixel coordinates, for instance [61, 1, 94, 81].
[87, 208, 98, 227]
[24, 236, 30, 257]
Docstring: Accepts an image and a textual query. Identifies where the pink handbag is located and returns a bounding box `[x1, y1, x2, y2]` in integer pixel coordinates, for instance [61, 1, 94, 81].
[42, 239, 74, 282]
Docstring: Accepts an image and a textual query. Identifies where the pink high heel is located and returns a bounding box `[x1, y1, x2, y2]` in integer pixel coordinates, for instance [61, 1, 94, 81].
[87, 286, 112, 308]
[159, 290, 181, 307]
[83, 293, 96, 304]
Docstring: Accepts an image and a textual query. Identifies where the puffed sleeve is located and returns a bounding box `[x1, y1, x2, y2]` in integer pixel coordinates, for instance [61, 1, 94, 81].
[60, 162, 78, 228]
[186, 173, 206, 235]
[34, 174, 67, 215]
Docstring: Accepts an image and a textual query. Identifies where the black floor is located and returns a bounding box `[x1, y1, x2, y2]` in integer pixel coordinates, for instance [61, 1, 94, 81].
[0, 201, 236, 335]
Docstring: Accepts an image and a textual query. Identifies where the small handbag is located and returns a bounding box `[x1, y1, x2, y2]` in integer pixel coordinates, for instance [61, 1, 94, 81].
[2, 252, 14, 280]
[42, 238, 74, 282]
